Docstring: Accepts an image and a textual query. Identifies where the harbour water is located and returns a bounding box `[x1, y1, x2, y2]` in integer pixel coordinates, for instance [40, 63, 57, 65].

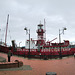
[0, 53, 75, 75]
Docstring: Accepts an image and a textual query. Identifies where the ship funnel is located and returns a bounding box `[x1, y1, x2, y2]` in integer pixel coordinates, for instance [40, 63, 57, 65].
[11, 40, 16, 51]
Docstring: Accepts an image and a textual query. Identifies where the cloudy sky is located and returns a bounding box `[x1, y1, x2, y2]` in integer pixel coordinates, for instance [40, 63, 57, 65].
[0, 0, 75, 46]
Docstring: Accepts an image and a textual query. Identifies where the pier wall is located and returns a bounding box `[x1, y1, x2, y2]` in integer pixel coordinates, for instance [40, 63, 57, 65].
[0, 60, 23, 69]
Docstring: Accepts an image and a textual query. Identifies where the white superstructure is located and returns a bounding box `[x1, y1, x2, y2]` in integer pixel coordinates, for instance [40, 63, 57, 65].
[25, 38, 37, 49]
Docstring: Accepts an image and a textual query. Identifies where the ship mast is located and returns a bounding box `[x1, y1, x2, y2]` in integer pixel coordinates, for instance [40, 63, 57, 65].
[5, 14, 9, 46]
[44, 19, 46, 42]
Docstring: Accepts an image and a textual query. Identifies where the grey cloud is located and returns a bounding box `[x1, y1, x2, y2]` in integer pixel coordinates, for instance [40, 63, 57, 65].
[0, 0, 75, 46]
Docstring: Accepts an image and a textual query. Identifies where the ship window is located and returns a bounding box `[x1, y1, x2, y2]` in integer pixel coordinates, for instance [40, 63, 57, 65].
[69, 45, 71, 48]
[66, 46, 68, 48]
[55, 47, 57, 49]
[40, 47, 42, 49]
[63, 49, 64, 51]
[38, 26, 43, 29]
[45, 47, 47, 49]
[40, 41, 41, 44]
[65, 47, 67, 48]
[58, 49, 59, 51]
[57, 47, 59, 49]
[47, 47, 49, 49]
[52, 47, 54, 49]
[38, 26, 40, 29]
[49, 47, 51, 49]
[43, 47, 44, 49]
[53, 47, 54, 49]
[51, 47, 53, 49]
[40, 26, 42, 29]
[60, 47, 61, 49]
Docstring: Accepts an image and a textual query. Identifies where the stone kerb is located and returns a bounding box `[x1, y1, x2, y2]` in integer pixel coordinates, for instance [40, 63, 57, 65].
[0, 60, 23, 69]
[15, 60, 23, 67]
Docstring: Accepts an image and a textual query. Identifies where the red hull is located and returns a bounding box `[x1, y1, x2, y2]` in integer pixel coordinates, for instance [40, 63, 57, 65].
[0, 45, 75, 58]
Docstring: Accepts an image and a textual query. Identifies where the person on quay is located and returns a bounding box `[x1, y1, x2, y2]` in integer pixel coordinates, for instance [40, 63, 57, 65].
[74, 53, 75, 58]
[8, 47, 12, 62]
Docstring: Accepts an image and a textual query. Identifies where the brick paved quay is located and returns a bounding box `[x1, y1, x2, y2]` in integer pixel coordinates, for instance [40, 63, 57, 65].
[0, 52, 75, 75]
[0, 56, 6, 62]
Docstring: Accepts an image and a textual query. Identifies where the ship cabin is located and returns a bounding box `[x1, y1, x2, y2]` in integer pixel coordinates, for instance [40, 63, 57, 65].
[42, 40, 70, 50]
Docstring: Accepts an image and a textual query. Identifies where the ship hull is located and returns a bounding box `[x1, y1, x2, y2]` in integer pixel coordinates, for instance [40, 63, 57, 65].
[0, 45, 75, 59]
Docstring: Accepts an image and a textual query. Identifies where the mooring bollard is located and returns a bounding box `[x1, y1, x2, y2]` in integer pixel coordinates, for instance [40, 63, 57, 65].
[46, 72, 57, 75]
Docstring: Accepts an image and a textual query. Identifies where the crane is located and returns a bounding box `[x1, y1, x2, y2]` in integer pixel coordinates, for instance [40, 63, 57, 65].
[5, 14, 9, 46]
[46, 37, 57, 45]
[50, 37, 57, 42]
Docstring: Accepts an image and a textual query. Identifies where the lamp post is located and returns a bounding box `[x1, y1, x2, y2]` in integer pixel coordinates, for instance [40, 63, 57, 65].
[19, 42, 22, 47]
[24, 27, 30, 58]
[59, 27, 67, 58]
[0, 29, 1, 41]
